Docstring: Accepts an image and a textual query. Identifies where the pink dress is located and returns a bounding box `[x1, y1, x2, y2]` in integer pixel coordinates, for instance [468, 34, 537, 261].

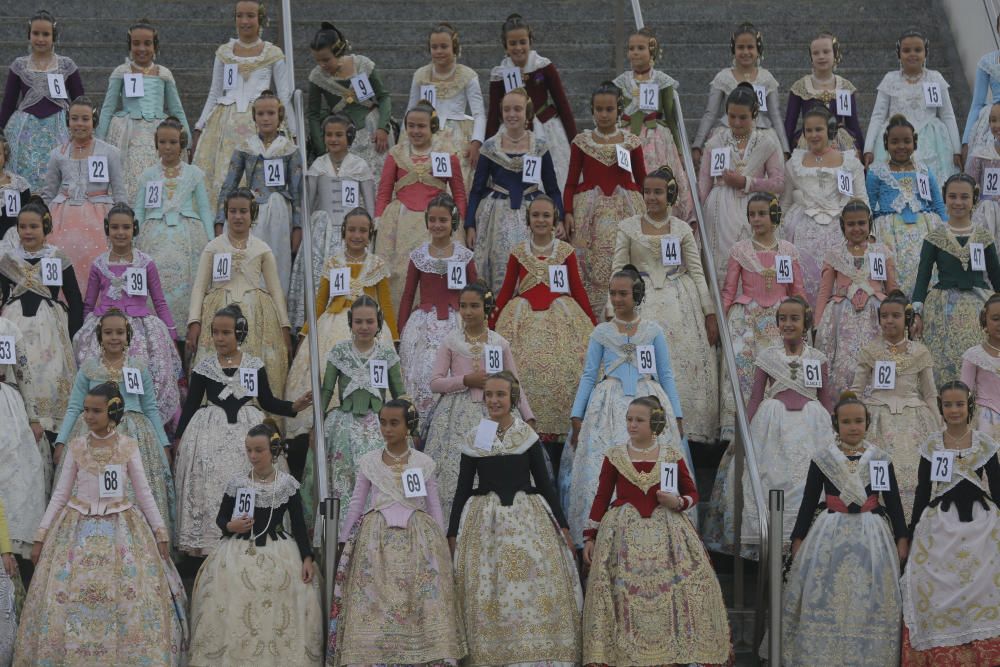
[961, 344, 1000, 441]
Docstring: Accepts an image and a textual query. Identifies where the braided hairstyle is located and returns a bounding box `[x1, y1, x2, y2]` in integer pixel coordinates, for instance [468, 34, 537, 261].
[154, 115, 188, 150]
[348, 294, 384, 334]
[96, 307, 134, 347]
[839, 198, 873, 236]
[590, 80, 624, 118]
[310, 21, 350, 56]
[88, 382, 126, 426]
[937, 380, 976, 424]
[428, 22, 461, 57]
[524, 193, 559, 227]
[727, 82, 759, 118]
[831, 390, 870, 432]
[802, 105, 839, 141]
[213, 304, 249, 344]
[630, 395, 668, 435]
[809, 31, 842, 66]
[381, 398, 420, 438]
[942, 172, 980, 206]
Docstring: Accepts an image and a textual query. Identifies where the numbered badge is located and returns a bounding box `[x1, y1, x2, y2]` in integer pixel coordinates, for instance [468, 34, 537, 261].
[638, 82, 658, 112]
[212, 252, 232, 282]
[100, 464, 123, 499]
[125, 267, 147, 297]
[419, 84, 437, 108]
[836, 169, 854, 196]
[930, 450, 955, 482]
[123, 366, 145, 395]
[0, 335, 15, 364]
[916, 172, 931, 201]
[350, 72, 375, 101]
[144, 180, 163, 209]
[873, 360, 896, 390]
[46, 72, 67, 99]
[615, 144, 632, 173]
[232, 487, 256, 519]
[341, 179, 359, 207]
[709, 147, 731, 176]
[2, 189, 20, 216]
[446, 261, 467, 290]
[660, 461, 679, 494]
[835, 89, 852, 116]
[984, 168, 1000, 197]
[88, 155, 110, 183]
[869, 460, 890, 492]
[548, 264, 570, 293]
[263, 158, 285, 187]
[41, 257, 62, 286]
[660, 236, 682, 266]
[775, 255, 793, 284]
[499, 67, 523, 93]
[369, 358, 388, 389]
[521, 155, 541, 184]
[402, 467, 428, 498]
[635, 344, 656, 374]
[430, 151, 452, 178]
[752, 83, 768, 111]
[123, 72, 145, 98]
[474, 418, 499, 451]
[329, 267, 350, 296]
[923, 81, 943, 108]
[223, 63, 239, 91]
[802, 358, 823, 388]
[484, 344, 503, 374]
[869, 252, 888, 282]
[970, 242, 986, 272]
[239, 367, 258, 397]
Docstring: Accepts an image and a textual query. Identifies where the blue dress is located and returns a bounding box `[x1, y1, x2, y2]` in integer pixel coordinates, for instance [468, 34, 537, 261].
[963, 51, 1000, 155]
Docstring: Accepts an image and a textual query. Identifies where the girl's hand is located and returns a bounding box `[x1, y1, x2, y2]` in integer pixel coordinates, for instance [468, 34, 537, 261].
[448, 536, 456, 555]
[53, 443, 64, 466]
[897, 538, 910, 563]
[467, 141, 481, 169]
[30, 541, 43, 565]
[910, 313, 923, 340]
[302, 556, 316, 583]
[555, 222, 567, 241]
[563, 213, 575, 240]
[284, 328, 294, 366]
[562, 527, 575, 554]
[691, 147, 702, 169]
[721, 169, 745, 189]
[655, 490, 681, 510]
[2, 553, 16, 577]
[465, 227, 476, 250]
[227, 514, 254, 534]
[374, 128, 389, 153]
[582, 539, 594, 565]
[705, 313, 720, 347]
[185, 323, 201, 356]
[31, 422, 43, 443]
[292, 391, 313, 413]
[463, 369, 487, 389]
[569, 417, 582, 449]
[791, 537, 803, 558]
[953, 153, 963, 170]
[157, 540, 170, 560]
[862, 152, 874, 167]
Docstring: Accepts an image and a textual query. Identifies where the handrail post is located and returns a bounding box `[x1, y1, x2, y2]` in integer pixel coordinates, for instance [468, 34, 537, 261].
[768, 489, 784, 665]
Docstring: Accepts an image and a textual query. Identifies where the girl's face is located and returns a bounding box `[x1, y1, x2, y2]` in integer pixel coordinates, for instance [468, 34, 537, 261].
[625, 404, 653, 441]
[484, 378, 513, 419]
[940, 388, 970, 426]
[990, 103, 1000, 140]
[245, 435, 273, 473]
[425, 205, 454, 242]
[643, 176, 671, 217]
[17, 213, 45, 251]
[405, 113, 432, 149]
[82, 394, 112, 433]
[156, 127, 182, 164]
[733, 33, 759, 68]
[841, 210, 871, 245]
[504, 28, 531, 68]
[945, 181, 975, 221]
[777, 302, 806, 342]
[592, 93, 619, 131]
[211, 316, 239, 354]
[886, 126, 915, 163]
[343, 214, 371, 254]
[984, 303, 1000, 342]
[878, 302, 906, 340]
[311, 47, 341, 77]
[727, 103, 754, 134]
[379, 406, 409, 446]
[129, 28, 156, 67]
[458, 290, 486, 329]
[99, 316, 128, 355]
[226, 197, 253, 234]
[802, 114, 830, 151]
[324, 122, 350, 157]
[235, 1, 260, 40]
[747, 201, 774, 237]
[106, 213, 135, 251]
[68, 104, 95, 142]
[501, 93, 527, 132]
[627, 34, 654, 71]
[253, 98, 281, 137]
[898, 36, 926, 72]
[608, 276, 636, 317]
[835, 403, 868, 446]
[429, 32, 456, 68]
[350, 305, 378, 342]
[810, 37, 835, 73]
[29, 20, 54, 54]
[527, 199, 556, 240]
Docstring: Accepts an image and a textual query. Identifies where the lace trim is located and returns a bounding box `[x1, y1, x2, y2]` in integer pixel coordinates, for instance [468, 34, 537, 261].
[68, 434, 138, 476]
[961, 344, 1000, 374]
[859, 339, 933, 375]
[711, 66, 778, 94]
[923, 225, 994, 267]
[572, 129, 642, 165]
[92, 250, 153, 301]
[478, 129, 549, 170]
[109, 60, 176, 84]
[442, 326, 505, 359]
[511, 239, 574, 292]
[459, 416, 539, 457]
[919, 431, 999, 498]
[409, 242, 473, 274]
[730, 238, 799, 274]
[812, 441, 885, 507]
[788, 74, 856, 101]
[192, 353, 264, 400]
[224, 469, 300, 507]
[754, 344, 827, 402]
[359, 448, 436, 509]
[411, 63, 476, 100]
[605, 443, 684, 493]
[322, 251, 388, 293]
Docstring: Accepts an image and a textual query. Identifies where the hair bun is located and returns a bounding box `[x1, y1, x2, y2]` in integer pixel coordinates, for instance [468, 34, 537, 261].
[838, 390, 858, 401]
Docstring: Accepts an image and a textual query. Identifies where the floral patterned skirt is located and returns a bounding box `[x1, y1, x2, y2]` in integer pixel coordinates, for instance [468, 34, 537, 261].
[374, 200, 432, 308]
[135, 215, 209, 331]
[192, 104, 256, 198]
[472, 193, 531, 293]
[48, 201, 110, 293]
[6, 109, 68, 191]
[868, 403, 940, 522]
[922, 287, 989, 385]
[106, 115, 160, 203]
[815, 295, 882, 399]
[720, 300, 780, 441]
[399, 308, 459, 418]
[350, 107, 394, 186]
[0, 566, 14, 667]
[0, 382, 46, 557]
[636, 123, 696, 224]
[875, 212, 941, 297]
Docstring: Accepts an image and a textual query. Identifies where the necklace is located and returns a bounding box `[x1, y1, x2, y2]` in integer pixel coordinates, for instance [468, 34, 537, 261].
[428, 242, 453, 258]
[237, 36, 263, 49]
[730, 129, 751, 142]
[72, 140, 92, 153]
[496, 420, 513, 440]
[889, 158, 913, 170]
[943, 427, 972, 447]
[985, 340, 1000, 355]
[613, 315, 639, 332]
[219, 351, 239, 367]
[627, 440, 658, 454]
[464, 328, 487, 348]
[752, 238, 778, 252]
[162, 162, 182, 179]
[902, 70, 924, 84]
[130, 60, 156, 75]
[505, 130, 528, 143]
[530, 237, 555, 256]
[810, 145, 834, 165]
[643, 214, 670, 230]
[344, 250, 366, 262]
[593, 127, 621, 140]
[838, 440, 866, 457]
[109, 249, 132, 263]
[227, 234, 248, 250]
[245, 468, 276, 556]
[948, 223, 973, 235]
[383, 445, 411, 462]
[811, 73, 836, 87]
[432, 63, 457, 80]
[89, 427, 116, 440]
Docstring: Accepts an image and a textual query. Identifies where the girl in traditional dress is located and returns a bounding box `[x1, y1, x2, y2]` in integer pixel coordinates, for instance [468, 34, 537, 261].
[188, 422, 324, 666]
[0, 500, 16, 666]
[217, 90, 302, 294]
[0, 135, 32, 242]
[965, 101, 1000, 239]
[43, 96, 127, 291]
[306, 22, 392, 180]
[186, 187, 293, 396]
[288, 114, 376, 330]
[692, 22, 790, 164]
[375, 101, 466, 305]
[567, 265, 687, 545]
[0, 315, 46, 563]
[449, 371, 582, 667]
[901, 381, 1000, 665]
[97, 19, 190, 202]
[406, 22, 486, 186]
[302, 296, 405, 526]
[582, 396, 732, 667]
[961, 294, 1000, 441]
[174, 304, 310, 556]
[190, 0, 294, 197]
[864, 29, 961, 183]
[780, 106, 868, 302]
[912, 173, 1000, 383]
[563, 81, 645, 314]
[697, 83, 785, 284]
[851, 290, 940, 520]
[397, 193, 477, 417]
[15, 383, 187, 666]
[0, 10, 83, 190]
[782, 392, 907, 666]
[613, 167, 719, 445]
[717, 193, 805, 443]
[0, 200, 82, 442]
[466, 87, 562, 292]
[72, 203, 181, 428]
[614, 27, 696, 222]
[133, 117, 213, 333]
[961, 16, 1000, 163]
[54, 308, 175, 540]
[493, 195, 595, 471]
[815, 199, 899, 399]
[866, 114, 947, 296]
[330, 398, 466, 667]
[485, 14, 576, 188]
[424, 280, 535, 520]
[784, 31, 864, 153]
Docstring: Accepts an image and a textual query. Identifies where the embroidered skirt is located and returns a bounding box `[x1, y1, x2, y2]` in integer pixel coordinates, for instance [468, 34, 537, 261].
[0, 382, 46, 557]
[135, 214, 210, 331]
[399, 307, 459, 419]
